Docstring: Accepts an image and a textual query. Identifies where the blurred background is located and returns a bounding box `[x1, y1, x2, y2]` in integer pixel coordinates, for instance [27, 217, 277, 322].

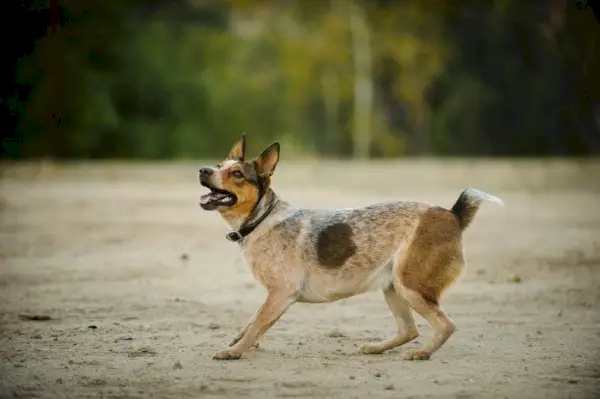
[2, 0, 599, 161]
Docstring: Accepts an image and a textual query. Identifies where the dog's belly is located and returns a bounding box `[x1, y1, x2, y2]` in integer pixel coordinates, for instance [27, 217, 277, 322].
[297, 261, 394, 304]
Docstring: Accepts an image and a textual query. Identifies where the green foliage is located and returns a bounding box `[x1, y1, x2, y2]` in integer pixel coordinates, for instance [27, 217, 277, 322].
[3, 0, 598, 159]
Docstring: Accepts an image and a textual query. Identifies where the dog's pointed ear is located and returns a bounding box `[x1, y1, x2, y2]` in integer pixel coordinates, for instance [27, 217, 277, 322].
[227, 133, 246, 161]
[254, 142, 280, 178]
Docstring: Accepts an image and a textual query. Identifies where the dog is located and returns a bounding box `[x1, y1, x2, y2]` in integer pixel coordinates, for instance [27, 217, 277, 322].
[198, 134, 502, 361]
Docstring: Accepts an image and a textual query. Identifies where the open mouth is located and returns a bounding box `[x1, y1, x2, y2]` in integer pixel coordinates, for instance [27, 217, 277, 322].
[199, 181, 237, 209]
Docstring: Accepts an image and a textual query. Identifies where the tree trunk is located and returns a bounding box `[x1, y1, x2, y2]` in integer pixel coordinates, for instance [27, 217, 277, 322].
[321, 68, 340, 156]
[47, 0, 61, 158]
[414, 107, 431, 156]
[349, 1, 373, 160]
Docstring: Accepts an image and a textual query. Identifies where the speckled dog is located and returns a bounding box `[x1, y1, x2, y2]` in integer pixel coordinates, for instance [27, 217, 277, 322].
[199, 134, 502, 361]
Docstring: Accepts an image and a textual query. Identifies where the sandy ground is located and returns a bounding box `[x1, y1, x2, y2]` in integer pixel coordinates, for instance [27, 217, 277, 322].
[0, 159, 599, 399]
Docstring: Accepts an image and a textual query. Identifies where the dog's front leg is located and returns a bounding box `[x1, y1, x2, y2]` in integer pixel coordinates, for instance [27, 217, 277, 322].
[229, 304, 265, 347]
[213, 290, 298, 360]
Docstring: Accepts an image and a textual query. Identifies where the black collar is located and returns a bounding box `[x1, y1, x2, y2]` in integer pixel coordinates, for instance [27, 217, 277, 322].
[226, 175, 276, 243]
[226, 197, 277, 242]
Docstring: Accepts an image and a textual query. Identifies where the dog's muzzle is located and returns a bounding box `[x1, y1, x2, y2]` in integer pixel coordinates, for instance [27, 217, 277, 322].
[199, 168, 237, 210]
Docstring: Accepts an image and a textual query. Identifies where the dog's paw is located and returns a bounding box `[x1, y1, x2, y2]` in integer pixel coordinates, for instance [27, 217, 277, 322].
[403, 349, 431, 361]
[358, 343, 386, 355]
[212, 348, 242, 361]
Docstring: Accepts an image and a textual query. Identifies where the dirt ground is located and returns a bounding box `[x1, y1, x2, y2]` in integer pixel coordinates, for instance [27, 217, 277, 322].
[0, 159, 599, 399]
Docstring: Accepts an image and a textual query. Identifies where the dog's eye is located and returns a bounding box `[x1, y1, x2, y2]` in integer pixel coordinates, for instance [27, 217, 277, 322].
[232, 170, 243, 179]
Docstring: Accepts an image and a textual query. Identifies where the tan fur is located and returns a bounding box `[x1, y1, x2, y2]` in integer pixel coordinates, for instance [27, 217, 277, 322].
[401, 207, 464, 304]
[217, 161, 260, 224]
[199, 136, 502, 361]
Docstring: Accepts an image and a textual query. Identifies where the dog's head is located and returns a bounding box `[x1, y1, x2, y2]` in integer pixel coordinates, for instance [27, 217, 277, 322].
[199, 134, 280, 216]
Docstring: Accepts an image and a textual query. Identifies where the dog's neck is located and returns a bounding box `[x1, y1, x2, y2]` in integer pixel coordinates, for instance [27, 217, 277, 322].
[219, 188, 279, 232]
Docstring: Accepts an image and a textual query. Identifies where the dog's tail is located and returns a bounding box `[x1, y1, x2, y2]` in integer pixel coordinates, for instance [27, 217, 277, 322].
[450, 188, 503, 231]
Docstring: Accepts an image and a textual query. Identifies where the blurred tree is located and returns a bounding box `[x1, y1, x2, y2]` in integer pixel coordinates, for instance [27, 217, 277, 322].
[429, 0, 599, 156]
[349, 1, 373, 160]
[2, 0, 597, 159]
[2, 0, 57, 157]
[557, 0, 600, 153]
[368, 0, 448, 156]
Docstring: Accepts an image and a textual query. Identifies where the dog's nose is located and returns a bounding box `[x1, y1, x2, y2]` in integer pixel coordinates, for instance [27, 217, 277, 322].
[199, 168, 214, 177]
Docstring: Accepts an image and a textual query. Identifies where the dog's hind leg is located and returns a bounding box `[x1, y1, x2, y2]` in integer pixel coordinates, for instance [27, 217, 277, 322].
[359, 285, 419, 355]
[393, 207, 464, 360]
[394, 282, 456, 360]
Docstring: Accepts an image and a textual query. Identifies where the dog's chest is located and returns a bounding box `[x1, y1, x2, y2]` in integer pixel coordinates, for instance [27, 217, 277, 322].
[242, 240, 298, 289]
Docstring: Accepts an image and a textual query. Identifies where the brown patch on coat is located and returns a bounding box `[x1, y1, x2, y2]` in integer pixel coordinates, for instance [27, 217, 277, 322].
[399, 206, 464, 303]
[316, 223, 357, 269]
